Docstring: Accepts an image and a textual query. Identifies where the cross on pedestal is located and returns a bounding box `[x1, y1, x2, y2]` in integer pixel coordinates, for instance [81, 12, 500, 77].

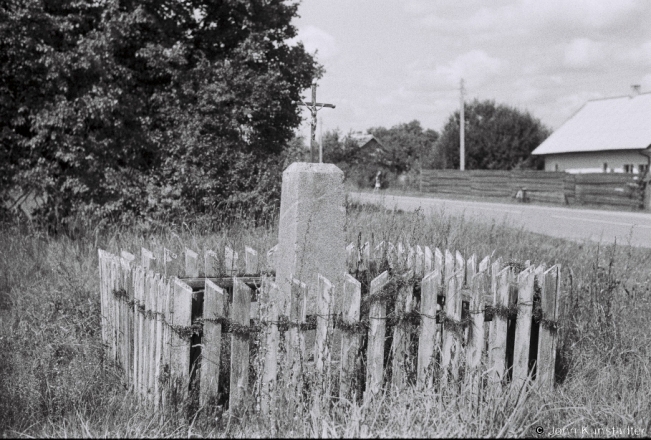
[298, 80, 335, 163]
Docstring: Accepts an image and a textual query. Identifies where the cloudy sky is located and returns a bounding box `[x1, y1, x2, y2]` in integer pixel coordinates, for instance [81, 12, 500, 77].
[290, 0, 651, 142]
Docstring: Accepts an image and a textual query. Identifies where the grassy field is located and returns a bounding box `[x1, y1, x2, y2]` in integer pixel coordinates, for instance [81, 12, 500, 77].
[1, 201, 650, 437]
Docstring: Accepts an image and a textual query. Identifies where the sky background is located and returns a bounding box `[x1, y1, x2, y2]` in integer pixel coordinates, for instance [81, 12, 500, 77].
[289, 0, 651, 144]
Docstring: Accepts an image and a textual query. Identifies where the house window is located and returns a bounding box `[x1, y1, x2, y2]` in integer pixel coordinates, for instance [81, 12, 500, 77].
[623, 164, 635, 173]
[603, 162, 608, 172]
[640, 164, 649, 174]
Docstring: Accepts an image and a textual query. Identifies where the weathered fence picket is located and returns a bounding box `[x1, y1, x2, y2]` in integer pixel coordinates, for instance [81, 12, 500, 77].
[98, 239, 562, 415]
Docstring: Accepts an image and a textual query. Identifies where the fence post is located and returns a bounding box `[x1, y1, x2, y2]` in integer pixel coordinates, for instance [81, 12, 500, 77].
[512, 266, 535, 388]
[537, 265, 560, 388]
[230, 277, 251, 414]
[391, 270, 414, 392]
[365, 271, 390, 401]
[339, 274, 361, 401]
[417, 269, 441, 389]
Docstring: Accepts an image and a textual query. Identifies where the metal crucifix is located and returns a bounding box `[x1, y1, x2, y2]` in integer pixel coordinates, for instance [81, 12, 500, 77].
[298, 80, 335, 163]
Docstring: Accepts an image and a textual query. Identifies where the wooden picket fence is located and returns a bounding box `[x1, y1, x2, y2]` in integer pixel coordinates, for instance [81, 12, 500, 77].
[98, 242, 562, 413]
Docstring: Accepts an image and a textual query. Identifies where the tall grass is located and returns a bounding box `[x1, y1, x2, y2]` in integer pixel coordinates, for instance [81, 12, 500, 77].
[1, 202, 650, 437]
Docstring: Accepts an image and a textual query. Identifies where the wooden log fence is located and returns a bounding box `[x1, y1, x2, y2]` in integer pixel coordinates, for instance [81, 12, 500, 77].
[421, 169, 645, 208]
[98, 242, 563, 412]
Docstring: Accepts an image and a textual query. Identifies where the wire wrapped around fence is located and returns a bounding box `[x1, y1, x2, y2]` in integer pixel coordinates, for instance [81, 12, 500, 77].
[111, 268, 559, 344]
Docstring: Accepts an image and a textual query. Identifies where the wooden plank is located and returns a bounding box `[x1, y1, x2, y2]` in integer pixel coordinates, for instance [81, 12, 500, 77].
[204, 250, 220, 277]
[141, 247, 156, 271]
[488, 265, 510, 384]
[415, 246, 424, 277]
[286, 277, 308, 387]
[185, 249, 199, 278]
[121, 250, 136, 263]
[163, 247, 179, 278]
[468, 271, 487, 398]
[260, 277, 280, 415]
[391, 270, 414, 392]
[120, 258, 132, 383]
[424, 246, 433, 273]
[200, 278, 225, 406]
[154, 275, 165, 408]
[397, 242, 405, 266]
[98, 250, 106, 345]
[361, 241, 370, 271]
[346, 243, 356, 273]
[537, 265, 559, 389]
[148, 273, 159, 402]
[365, 271, 390, 400]
[160, 277, 173, 406]
[133, 267, 142, 398]
[171, 278, 193, 400]
[315, 274, 334, 375]
[245, 246, 258, 274]
[512, 266, 535, 387]
[225, 246, 238, 275]
[417, 269, 440, 389]
[142, 271, 153, 399]
[441, 264, 461, 384]
[229, 277, 251, 413]
[140, 268, 149, 400]
[110, 256, 117, 362]
[340, 274, 361, 401]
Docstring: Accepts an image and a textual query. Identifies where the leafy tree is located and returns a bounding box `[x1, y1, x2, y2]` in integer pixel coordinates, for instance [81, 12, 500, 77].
[433, 99, 550, 170]
[1, 0, 320, 226]
[368, 120, 439, 175]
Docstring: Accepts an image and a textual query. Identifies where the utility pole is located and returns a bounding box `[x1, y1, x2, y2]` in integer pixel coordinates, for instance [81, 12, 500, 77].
[460, 78, 465, 171]
[297, 80, 335, 163]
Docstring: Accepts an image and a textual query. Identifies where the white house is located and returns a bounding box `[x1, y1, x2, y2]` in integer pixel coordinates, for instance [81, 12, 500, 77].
[531, 90, 651, 174]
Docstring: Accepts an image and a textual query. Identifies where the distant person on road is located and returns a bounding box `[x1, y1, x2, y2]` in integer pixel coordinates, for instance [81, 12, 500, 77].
[374, 171, 382, 192]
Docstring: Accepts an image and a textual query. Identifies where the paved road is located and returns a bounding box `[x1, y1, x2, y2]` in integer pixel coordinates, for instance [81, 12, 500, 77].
[350, 192, 651, 248]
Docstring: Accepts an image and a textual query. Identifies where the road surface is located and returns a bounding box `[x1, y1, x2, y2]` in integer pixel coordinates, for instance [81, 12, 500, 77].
[350, 192, 651, 248]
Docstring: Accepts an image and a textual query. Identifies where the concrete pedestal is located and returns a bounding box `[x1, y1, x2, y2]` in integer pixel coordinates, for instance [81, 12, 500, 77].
[275, 163, 346, 314]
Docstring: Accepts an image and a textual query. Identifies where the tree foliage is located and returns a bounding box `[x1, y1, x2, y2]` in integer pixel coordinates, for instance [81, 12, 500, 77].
[321, 121, 439, 189]
[433, 99, 551, 170]
[1, 0, 320, 227]
[368, 120, 439, 175]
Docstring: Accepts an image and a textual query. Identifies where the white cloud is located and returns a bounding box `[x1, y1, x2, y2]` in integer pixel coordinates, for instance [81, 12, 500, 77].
[289, 25, 338, 61]
[409, 50, 504, 90]
[563, 38, 605, 69]
[623, 40, 651, 67]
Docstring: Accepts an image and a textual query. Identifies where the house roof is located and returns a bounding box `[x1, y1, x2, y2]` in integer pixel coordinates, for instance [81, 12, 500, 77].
[531, 92, 651, 156]
[348, 132, 386, 150]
